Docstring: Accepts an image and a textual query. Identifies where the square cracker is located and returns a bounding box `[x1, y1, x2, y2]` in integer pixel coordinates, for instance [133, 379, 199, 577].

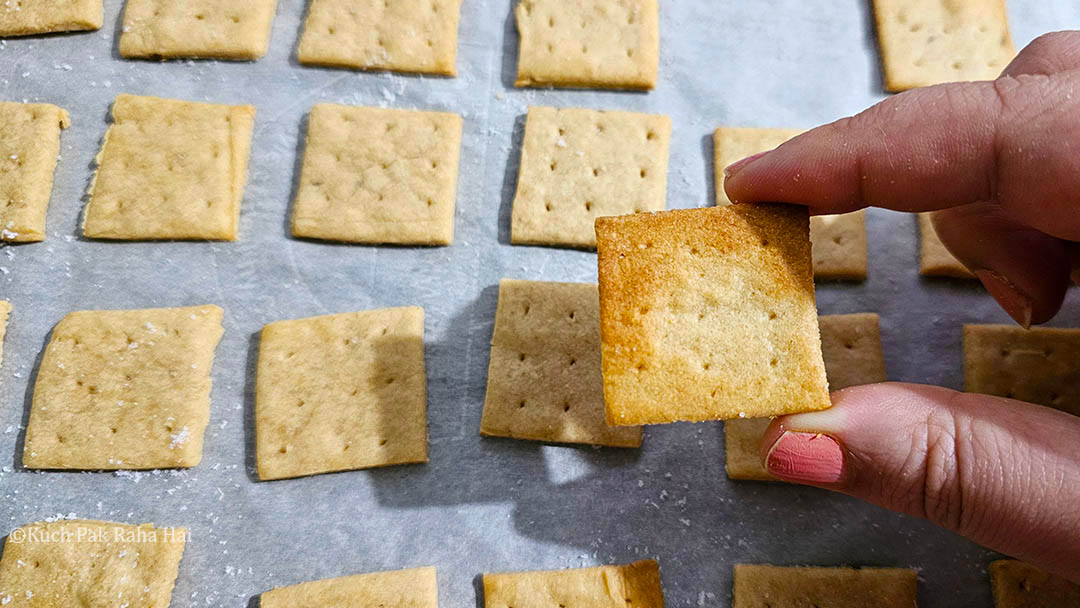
[726, 313, 888, 481]
[713, 127, 866, 280]
[0, 300, 9, 368]
[298, 0, 463, 76]
[118, 0, 278, 60]
[261, 566, 438, 608]
[481, 279, 642, 448]
[512, 106, 671, 249]
[919, 212, 975, 278]
[0, 0, 102, 36]
[514, 0, 659, 90]
[483, 560, 663, 608]
[83, 94, 255, 241]
[291, 104, 462, 245]
[733, 564, 917, 608]
[964, 324, 1080, 417]
[990, 560, 1080, 608]
[872, 0, 1015, 92]
[0, 102, 70, 242]
[23, 305, 224, 470]
[595, 204, 831, 426]
[0, 519, 185, 607]
[255, 307, 428, 480]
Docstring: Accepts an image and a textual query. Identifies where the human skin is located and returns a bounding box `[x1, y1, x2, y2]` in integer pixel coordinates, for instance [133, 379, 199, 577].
[723, 31, 1080, 583]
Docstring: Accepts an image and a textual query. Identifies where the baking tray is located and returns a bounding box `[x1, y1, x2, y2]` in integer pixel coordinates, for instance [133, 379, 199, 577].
[1, 1, 1079, 606]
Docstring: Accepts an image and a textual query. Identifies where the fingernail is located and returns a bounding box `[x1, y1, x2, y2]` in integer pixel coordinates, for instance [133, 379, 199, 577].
[723, 150, 771, 179]
[975, 270, 1033, 329]
[764, 431, 845, 485]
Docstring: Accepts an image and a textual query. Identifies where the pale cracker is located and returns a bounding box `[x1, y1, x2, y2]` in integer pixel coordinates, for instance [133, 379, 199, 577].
[261, 566, 438, 608]
[0, 300, 9, 368]
[872, 0, 1015, 92]
[481, 279, 642, 448]
[23, 305, 224, 470]
[514, 0, 659, 90]
[919, 212, 975, 278]
[291, 104, 462, 245]
[484, 560, 664, 608]
[119, 0, 278, 60]
[512, 106, 670, 249]
[990, 560, 1080, 608]
[726, 313, 888, 481]
[713, 127, 867, 280]
[0, 0, 102, 36]
[298, 0, 463, 76]
[84, 94, 255, 241]
[733, 564, 918, 608]
[0, 102, 70, 242]
[255, 308, 428, 480]
[595, 204, 831, 426]
[964, 324, 1080, 417]
[0, 519, 185, 607]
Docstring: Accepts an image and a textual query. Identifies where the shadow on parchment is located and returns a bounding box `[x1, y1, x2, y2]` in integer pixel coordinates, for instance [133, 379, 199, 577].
[496, 114, 527, 246]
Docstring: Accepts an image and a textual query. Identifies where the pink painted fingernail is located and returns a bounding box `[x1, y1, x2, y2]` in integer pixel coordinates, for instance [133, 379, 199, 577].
[764, 431, 845, 485]
[723, 150, 771, 179]
[975, 270, 1033, 329]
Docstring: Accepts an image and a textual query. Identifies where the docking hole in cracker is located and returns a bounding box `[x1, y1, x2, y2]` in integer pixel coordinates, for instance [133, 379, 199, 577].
[483, 559, 664, 608]
[595, 204, 831, 426]
[118, 0, 279, 60]
[261, 566, 438, 608]
[990, 560, 1080, 608]
[0, 0, 103, 36]
[83, 94, 255, 241]
[291, 104, 462, 245]
[0, 102, 70, 243]
[733, 564, 918, 608]
[255, 307, 428, 480]
[481, 279, 642, 448]
[24, 305, 224, 470]
[512, 106, 670, 249]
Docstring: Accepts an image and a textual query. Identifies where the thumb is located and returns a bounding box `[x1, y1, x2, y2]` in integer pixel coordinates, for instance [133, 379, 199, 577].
[761, 383, 1080, 583]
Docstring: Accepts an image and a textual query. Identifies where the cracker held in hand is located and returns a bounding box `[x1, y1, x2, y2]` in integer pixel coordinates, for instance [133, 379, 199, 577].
[990, 560, 1080, 608]
[595, 204, 831, 425]
[84, 94, 255, 241]
[0, 102, 70, 242]
[918, 212, 975, 278]
[119, 0, 279, 60]
[514, 0, 659, 90]
[255, 308, 428, 480]
[0, 0, 102, 36]
[872, 0, 1015, 92]
[733, 564, 917, 608]
[481, 279, 642, 448]
[24, 305, 224, 470]
[0, 519, 186, 607]
[261, 566, 438, 608]
[291, 104, 462, 245]
[483, 560, 664, 608]
[298, 0, 463, 76]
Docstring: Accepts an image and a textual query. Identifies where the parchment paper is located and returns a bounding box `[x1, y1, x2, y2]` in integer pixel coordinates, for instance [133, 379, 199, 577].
[1, 1, 1079, 606]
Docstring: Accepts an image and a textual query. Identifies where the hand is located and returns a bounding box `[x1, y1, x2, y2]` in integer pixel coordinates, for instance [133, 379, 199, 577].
[723, 31, 1080, 583]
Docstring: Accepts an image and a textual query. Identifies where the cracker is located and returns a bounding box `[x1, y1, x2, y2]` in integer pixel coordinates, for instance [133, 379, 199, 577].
[595, 204, 831, 425]
[0, 102, 70, 243]
[713, 127, 803, 207]
[481, 279, 642, 448]
[23, 305, 224, 470]
[483, 560, 663, 607]
[298, 0, 463, 76]
[990, 560, 1080, 608]
[255, 307, 428, 480]
[872, 0, 1015, 92]
[0, 300, 9, 368]
[511, 106, 670, 249]
[0, 519, 186, 607]
[0, 0, 102, 36]
[733, 564, 918, 608]
[964, 324, 1080, 417]
[514, 0, 659, 90]
[291, 104, 462, 245]
[83, 94, 255, 241]
[919, 212, 975, 278]
[261, 566, 438, 608]
[726, 313, 888, 481]
[118, 0, 278, 60]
